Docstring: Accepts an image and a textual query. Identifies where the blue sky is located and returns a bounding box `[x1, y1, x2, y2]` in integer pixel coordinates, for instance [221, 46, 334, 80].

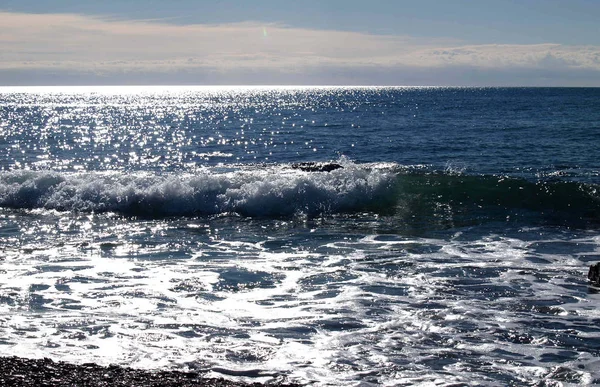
[1, 0, 599, 85]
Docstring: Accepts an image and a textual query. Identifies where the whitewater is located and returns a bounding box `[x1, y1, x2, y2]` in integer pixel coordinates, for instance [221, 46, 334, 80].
[1, 86, 600, 386]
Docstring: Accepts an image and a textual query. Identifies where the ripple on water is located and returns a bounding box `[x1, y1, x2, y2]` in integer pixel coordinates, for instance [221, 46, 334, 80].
[0, 211, 599, 385]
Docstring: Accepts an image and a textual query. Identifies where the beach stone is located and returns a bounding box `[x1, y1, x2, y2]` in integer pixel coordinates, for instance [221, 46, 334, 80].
[0, 356, 302, 387]
[291, 162, 343, 172]
[588, 263, 600, 285]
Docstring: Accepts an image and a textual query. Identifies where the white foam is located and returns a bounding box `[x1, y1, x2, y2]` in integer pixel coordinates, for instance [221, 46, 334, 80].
[2, 209, 600, 385]
[0, 164, 396, 217]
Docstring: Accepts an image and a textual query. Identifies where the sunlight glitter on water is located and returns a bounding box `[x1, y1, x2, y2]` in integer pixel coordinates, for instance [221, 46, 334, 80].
[1, 208, 599, 385]
[2, 87, 600, 385]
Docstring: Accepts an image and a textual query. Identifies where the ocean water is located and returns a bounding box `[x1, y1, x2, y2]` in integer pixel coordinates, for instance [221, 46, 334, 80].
[0, 86, 600, 386]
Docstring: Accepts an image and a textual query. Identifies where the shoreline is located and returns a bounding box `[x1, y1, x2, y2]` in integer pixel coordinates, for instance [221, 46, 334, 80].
[0, 356, 303, 387]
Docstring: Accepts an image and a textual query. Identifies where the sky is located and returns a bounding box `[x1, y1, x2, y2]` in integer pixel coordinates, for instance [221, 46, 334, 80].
[1, 0, 599, 86]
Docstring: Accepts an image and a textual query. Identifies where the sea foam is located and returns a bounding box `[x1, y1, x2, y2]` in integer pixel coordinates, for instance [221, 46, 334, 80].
[0, 164, 396, 217]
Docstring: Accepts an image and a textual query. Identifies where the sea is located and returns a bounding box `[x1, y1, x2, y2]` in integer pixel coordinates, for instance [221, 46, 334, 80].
[0, 86, 599, 386]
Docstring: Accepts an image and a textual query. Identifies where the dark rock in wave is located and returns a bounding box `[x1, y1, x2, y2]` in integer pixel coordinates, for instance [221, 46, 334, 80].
[589, 263, 600, 286]
[0, 356, 302, 387]
[291, 162, 343, 172]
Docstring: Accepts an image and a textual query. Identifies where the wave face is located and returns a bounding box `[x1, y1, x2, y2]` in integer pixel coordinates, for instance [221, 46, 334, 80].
[1, 165, 598, 230]
[0, 164, 396, 217]
[393, 173, 600, 229]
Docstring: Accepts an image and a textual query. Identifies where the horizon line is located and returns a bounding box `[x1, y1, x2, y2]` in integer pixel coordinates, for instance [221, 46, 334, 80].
[1, 84, 597, 90]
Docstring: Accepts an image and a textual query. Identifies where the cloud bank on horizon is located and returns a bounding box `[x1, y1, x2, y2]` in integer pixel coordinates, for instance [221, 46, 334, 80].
[1, 11, 599, 86]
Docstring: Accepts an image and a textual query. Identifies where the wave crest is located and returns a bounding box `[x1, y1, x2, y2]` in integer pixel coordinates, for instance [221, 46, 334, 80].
[0, 164, 397, 217]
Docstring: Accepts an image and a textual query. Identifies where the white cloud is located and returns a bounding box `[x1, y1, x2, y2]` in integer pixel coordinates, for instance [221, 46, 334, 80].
[0, 11, 599, 85]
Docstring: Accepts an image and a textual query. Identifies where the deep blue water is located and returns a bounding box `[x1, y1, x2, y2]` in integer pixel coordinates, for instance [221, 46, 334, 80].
[0, 86, 599, 386]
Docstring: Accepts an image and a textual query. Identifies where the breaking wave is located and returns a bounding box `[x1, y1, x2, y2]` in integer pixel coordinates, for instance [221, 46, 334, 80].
[0, 164, 598, 229]
[0, 163, 396, 217]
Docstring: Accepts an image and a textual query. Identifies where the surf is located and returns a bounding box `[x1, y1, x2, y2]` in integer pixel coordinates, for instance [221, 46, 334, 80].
[0, 162, 397, 217]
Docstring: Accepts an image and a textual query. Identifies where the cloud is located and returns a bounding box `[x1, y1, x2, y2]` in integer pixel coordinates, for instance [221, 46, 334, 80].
[1, 11, 599, 85]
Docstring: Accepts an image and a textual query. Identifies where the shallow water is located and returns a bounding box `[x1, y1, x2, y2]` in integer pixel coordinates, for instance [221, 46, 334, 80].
[1, 86, 600, 385]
